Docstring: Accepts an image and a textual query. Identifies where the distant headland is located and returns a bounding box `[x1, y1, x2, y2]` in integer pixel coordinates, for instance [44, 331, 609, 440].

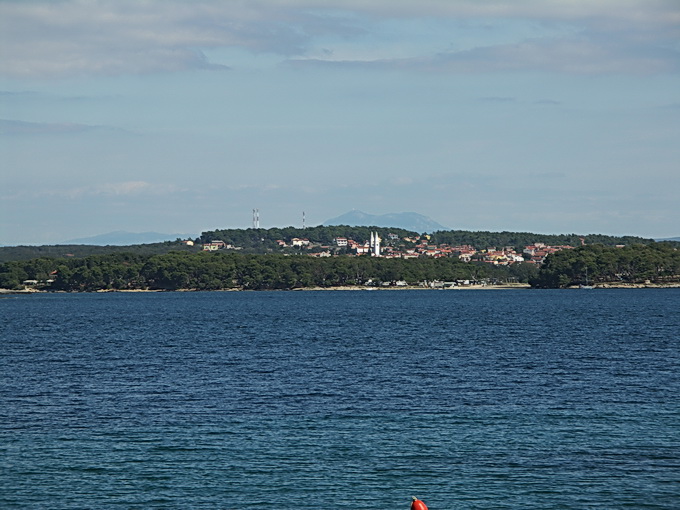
[1, 224, 678, 292]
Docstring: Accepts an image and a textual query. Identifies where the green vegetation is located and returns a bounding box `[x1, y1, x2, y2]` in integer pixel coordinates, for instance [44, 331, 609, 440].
[531, 243, 680, 288]
[0, 251, 531, 291]
[2, 226, 678, 291]
[198, 226, 418, 252]
[186, 227, 658, 253]
[0, 227, 667, 263]
[0, 240, 195, 263]
[429, 230, 654, 250]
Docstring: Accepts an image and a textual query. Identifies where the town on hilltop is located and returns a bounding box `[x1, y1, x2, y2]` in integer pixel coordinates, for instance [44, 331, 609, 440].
[200, 231, 587, 267]
[1, 225, 678, 291]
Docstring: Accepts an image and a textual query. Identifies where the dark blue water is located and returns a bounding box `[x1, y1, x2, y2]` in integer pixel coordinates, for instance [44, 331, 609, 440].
[1, 289, 679, 509]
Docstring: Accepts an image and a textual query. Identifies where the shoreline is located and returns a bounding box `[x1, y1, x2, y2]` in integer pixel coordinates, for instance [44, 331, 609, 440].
[294, 284, 532, 291]
[4, 282, 680, 294]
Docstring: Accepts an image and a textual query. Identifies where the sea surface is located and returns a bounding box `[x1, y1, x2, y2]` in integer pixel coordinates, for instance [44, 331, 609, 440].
[1, 289, 679, 509]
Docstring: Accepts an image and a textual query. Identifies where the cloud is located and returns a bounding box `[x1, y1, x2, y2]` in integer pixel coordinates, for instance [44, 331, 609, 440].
[477, 97, 516, 103]
[291, 31, 680, 75]
[0, 0, 678, 77]
[0, 118, 106, 135]
[32, 181, 183, 200]
[0, 3, 230, 76]
[293, 0, 680, 23]
[95, 181, 155, 196]
[0, 0, 335, 77]
[426, 35, 680, 74]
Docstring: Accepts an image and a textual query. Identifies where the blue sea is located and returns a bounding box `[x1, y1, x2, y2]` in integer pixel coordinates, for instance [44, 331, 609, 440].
[1, 289, 679, 509]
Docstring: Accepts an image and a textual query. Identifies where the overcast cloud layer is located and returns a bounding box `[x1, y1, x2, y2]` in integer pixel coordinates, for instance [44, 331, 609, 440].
[1, 0, 679, 244]
[2, 0, 679, 77]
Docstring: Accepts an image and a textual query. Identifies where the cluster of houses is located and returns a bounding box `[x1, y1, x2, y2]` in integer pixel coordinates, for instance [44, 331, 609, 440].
[201, 240, 236, 251]
[201, 233, 575, 266]
[325, 235, 573, 265]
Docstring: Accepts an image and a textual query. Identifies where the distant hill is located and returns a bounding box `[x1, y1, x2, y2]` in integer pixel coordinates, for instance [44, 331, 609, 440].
[323, 210, 447, 232]
[62, 231, 192, 246]
[0, 225, 666, 264]
[656, 237, 680, 242]
[0, 240, 197, 263]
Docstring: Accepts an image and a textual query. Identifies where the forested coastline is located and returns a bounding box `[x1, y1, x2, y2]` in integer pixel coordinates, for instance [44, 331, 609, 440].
[1, 243, 679, 291]
[529, 243, 680, 288]
[0, 252, 529, 291]
[1, 226, 678, 291]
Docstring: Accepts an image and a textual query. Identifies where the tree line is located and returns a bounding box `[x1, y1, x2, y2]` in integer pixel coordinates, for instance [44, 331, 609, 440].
[1, 226, 666, 264]
[0, 251, 533, 291]
[428, 230, 655, 251]
[529, 243, 680, 288]
[2, 243, 678, 291]
[199, 226, 656, 252]
[197, 225, 418, 252]
[0, 240, 195, 263]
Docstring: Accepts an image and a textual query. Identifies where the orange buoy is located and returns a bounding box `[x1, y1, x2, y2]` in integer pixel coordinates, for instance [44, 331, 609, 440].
[411, 496, 428, 510]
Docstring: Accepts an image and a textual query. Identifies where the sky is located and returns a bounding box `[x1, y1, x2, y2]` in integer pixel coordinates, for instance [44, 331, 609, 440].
[1, 0, 679, 245]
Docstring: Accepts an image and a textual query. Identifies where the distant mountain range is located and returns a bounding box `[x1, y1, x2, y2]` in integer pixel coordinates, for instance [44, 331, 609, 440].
[62, 231, 191, 246]
[323, 210, 447, 232]
[656, 237, 680, 242]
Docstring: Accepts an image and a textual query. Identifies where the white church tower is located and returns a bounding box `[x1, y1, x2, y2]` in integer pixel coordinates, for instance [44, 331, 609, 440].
[370, 232, 381, 257]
